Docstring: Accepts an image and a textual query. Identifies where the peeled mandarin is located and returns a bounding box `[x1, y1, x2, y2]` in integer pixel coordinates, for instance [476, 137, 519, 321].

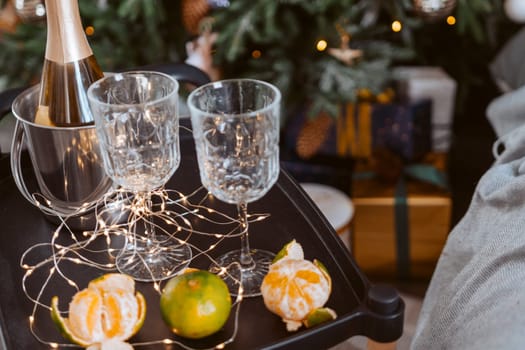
[51, 273, 146, 348]
[261, 258, 331, 331]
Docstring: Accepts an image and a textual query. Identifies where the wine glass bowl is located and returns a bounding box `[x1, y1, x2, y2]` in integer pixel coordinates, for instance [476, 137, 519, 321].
[189, 79, 281, 297]
[87, 71, 191, 282]
[196, 113, 279, 205]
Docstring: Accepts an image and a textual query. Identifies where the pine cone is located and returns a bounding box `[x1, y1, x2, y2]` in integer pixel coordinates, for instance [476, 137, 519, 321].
[181, 0, 210, 35]
[296, 112, 334, 159]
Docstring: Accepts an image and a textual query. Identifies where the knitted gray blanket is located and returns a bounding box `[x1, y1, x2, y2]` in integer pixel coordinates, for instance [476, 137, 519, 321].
[411, 90, 525, 349]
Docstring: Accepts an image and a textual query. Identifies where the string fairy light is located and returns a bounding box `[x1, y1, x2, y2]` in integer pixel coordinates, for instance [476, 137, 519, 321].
[316, 39, 328, 52]
[20, 182, 271, 349]
[391, 20, 402, 32]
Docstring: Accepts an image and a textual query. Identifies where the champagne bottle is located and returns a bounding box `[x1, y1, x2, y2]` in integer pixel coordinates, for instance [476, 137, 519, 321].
[35, 0, 103, 127]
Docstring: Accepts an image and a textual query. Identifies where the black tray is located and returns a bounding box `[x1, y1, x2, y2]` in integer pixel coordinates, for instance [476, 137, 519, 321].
[0, 127, 403, 349]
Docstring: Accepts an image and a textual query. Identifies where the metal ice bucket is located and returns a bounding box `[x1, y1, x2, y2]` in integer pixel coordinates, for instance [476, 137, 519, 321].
[10, 84, 115, 230]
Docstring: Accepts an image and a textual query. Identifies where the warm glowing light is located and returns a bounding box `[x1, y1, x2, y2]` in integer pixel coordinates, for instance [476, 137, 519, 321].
[85, 26, 95, 36]
[446, 16, 456, 25]
[391, 21, 402, 32]
[21, 186, 270, 348]
[251, 50, 262, 59]
[97, 219, 106, 229]
[316, 39, 328, 52]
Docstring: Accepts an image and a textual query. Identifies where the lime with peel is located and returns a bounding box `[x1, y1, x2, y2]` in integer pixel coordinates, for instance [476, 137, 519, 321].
[160, 269, 232, 339]
[50, 273, 146, 349]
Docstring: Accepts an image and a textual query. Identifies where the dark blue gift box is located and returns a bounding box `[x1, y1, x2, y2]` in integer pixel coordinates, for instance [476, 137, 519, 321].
[284, 99, 432, 161]
[371, 100, 432, 161]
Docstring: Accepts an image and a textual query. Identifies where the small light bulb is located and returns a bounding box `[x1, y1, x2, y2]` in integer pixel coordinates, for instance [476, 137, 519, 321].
[392, 21, 402, 32]
[251, 50, 262, 59]
[316, 39, 328, 52]
[446, 16, 456, 25]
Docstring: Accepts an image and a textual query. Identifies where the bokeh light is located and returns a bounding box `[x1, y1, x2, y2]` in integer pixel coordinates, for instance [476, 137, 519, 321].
[85, 26, 95, 36]
[391, 21, 402, 32]
[316, 39, 328, 52]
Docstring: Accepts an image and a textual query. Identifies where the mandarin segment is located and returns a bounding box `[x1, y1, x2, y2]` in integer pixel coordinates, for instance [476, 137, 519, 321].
[68, 289, 104, 343]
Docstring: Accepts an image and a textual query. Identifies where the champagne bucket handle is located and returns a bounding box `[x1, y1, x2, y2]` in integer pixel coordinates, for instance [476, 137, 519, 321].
[9, 119, 37, 206]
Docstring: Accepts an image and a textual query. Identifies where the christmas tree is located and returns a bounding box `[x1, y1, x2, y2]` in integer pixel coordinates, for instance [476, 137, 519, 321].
[0, 0, 517, 118]
[211, 0, 416, 117]
[209, 0, 516, 117]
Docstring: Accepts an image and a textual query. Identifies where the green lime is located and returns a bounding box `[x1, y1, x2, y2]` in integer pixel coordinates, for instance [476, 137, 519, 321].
[160, 269, 232, 339]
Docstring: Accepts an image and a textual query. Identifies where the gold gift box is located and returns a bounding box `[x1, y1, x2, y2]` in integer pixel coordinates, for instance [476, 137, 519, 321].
[351, 156, 451, 280]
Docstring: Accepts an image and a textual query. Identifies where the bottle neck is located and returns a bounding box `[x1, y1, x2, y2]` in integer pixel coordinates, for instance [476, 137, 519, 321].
[44, 0, 93, 63]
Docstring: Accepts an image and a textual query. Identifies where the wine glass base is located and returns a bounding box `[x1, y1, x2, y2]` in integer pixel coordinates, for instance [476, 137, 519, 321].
[116, 240, 192, 282]
[211, 249, 274, 298]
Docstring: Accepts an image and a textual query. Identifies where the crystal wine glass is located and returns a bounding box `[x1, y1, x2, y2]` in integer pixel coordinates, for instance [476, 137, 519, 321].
[87, 71, 192, 282]
[188, 79, 281, 297]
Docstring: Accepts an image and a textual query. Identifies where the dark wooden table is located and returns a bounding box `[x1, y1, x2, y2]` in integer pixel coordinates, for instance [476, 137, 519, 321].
[0, 127, 403, 349]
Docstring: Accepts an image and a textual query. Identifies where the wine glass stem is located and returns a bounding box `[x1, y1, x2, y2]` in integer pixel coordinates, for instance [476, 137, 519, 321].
[140, 192, 156, 252]
[238, 202, 255, 269]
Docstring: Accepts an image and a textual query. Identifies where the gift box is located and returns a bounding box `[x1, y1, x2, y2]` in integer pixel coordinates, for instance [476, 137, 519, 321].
[284, 99, 432, 162]
[369, 101, 431, 161]
[350, 153, 451, 280]
[393, 66, 457, 152]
